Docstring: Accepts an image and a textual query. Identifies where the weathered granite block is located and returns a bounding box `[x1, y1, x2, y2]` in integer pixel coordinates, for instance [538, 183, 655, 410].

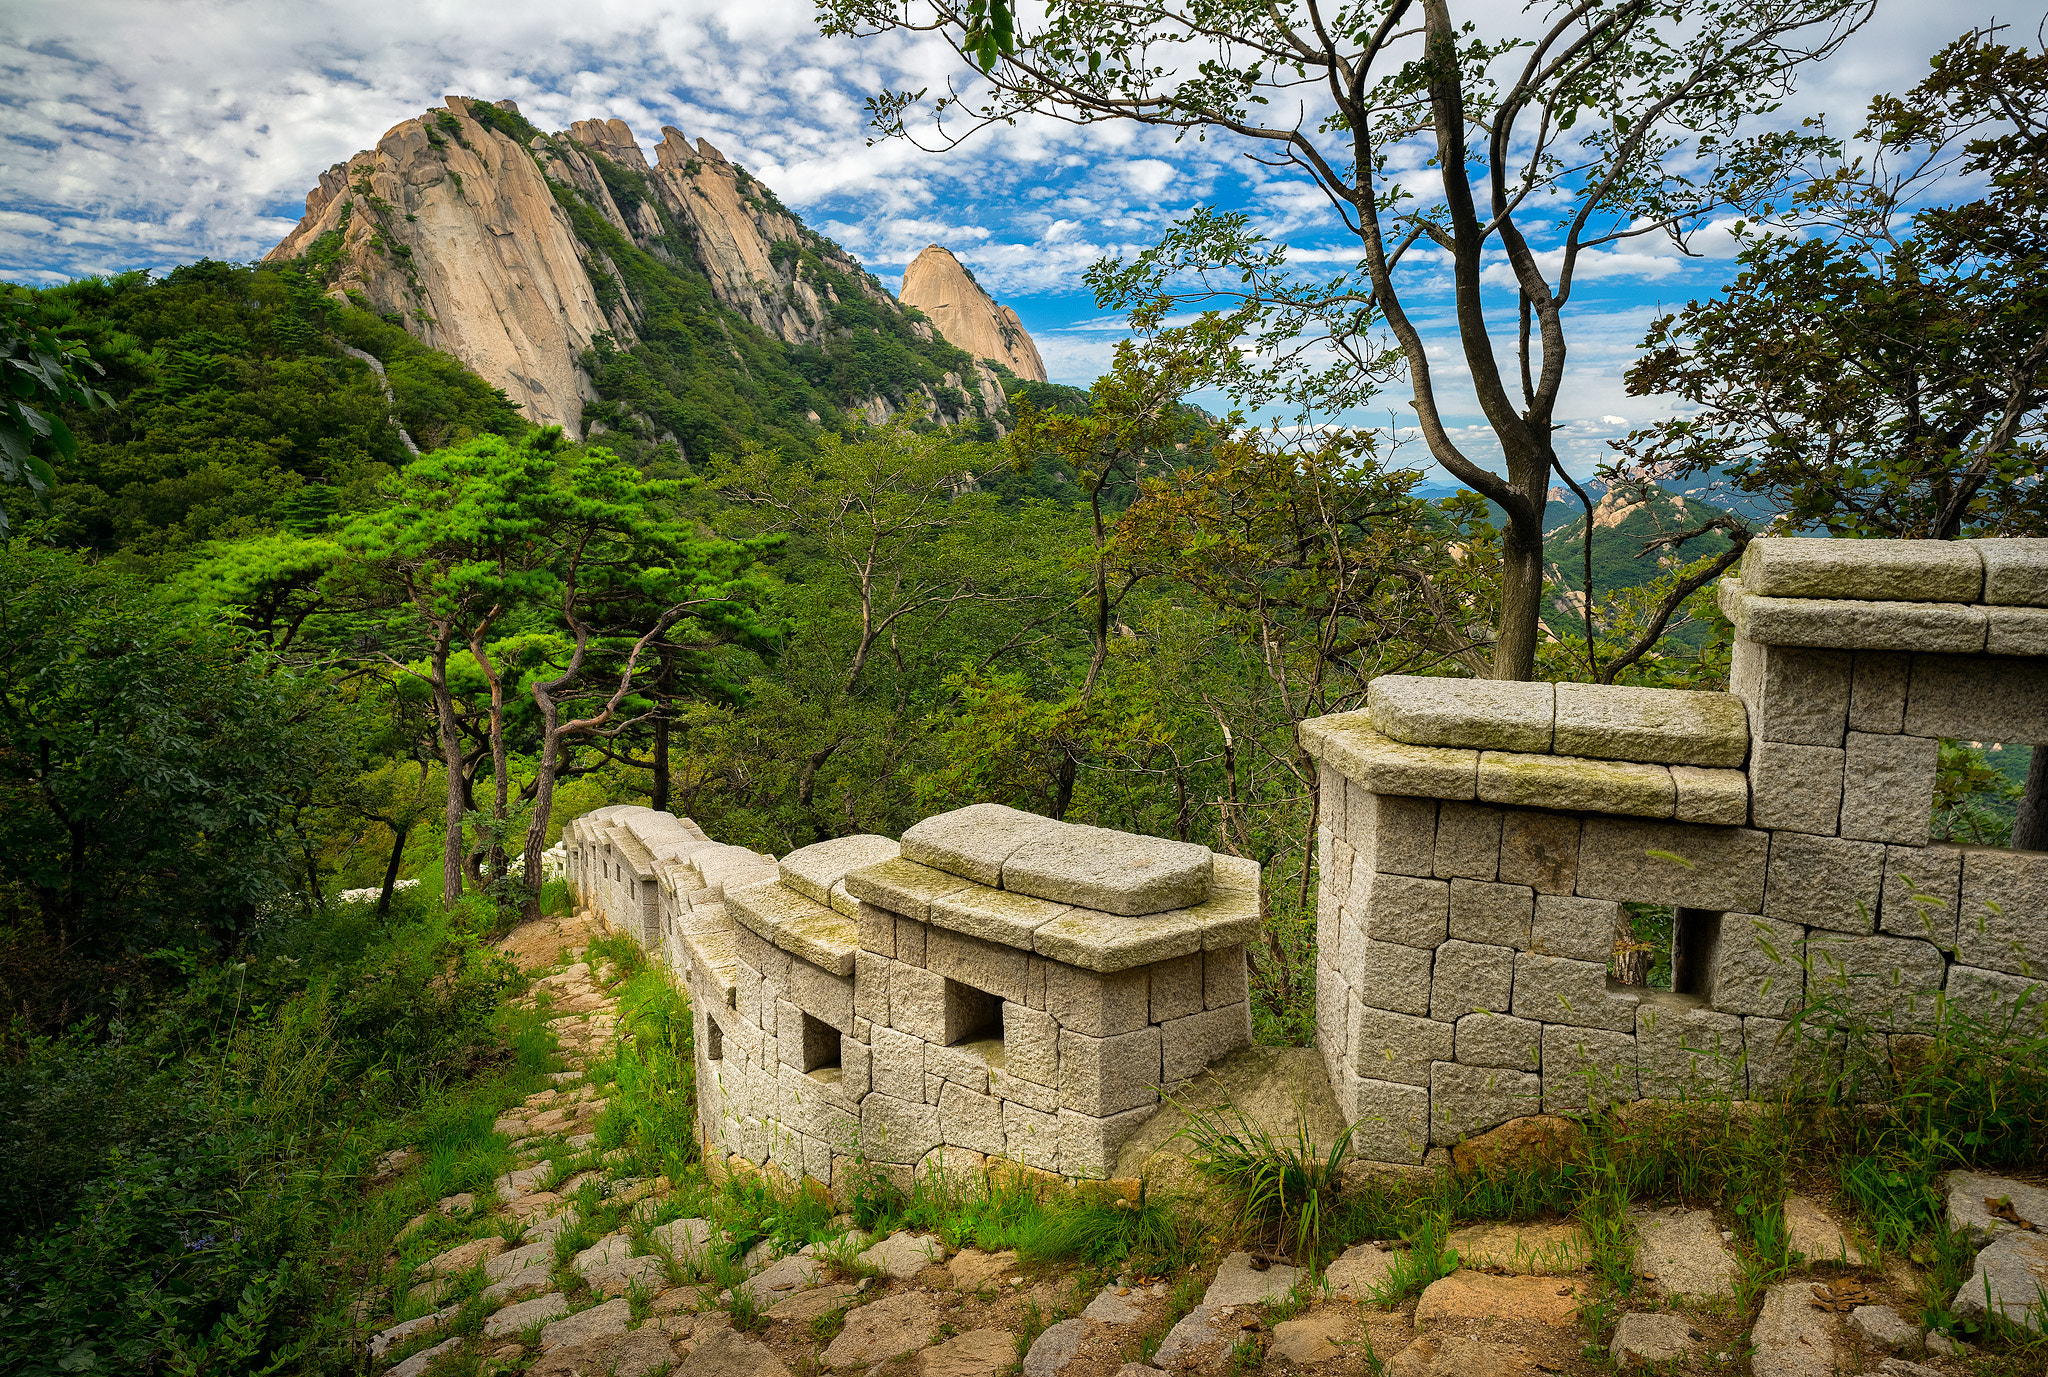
[857, 901, 896, 957]
[1429, 1061, 1540, 1143]
[1477, 751, 1676, 818]
[1743, 1015, 1840, 1099]
[788, 958, 854, 1032]
[1000, 1002, 1057, 1084]
[870, 1026, 925, 1101]
[1034, 906, 1202, 973]
[780, 833, 902, 907]
[1723, 585, 1989, 653]
[1849, 651, 1911, 733]
[1149, 952, 1204, 1023]
[1804, 934, 1947, 1032]
[1839, 732, 1938, 846]
[938, 1080, 1005, 1156]
[1972, 537, 2048, 607]
[1671, 766, 1751, 826]
[1160, 1004, 1251, 1081]
[860, 1092, 942, 1164]
[1531, 893, 1621, 963]
[1636, 999, 1745, 1099]
[1448, 878, 1535, 948]
[1958, 848, 2048, 976]
[991, 1066, 1056, 1113]
[1741, 536, 1984, 604]
[930, 885, 1072, 950]
[1353, 1006, 1455, 1084]
[895, 917, 926, 968]
[1985, 605, 2048, 655]
[1430, 939, 1515, 1021]
[1350, 787, 1439, 878]
[899, 802, 1057, 886]
[1576, 817, 1769, 912]
[1552, 683, 1750, 767]
[844, 856, 973, 922]
[1367, 675, 1555, 752]
[1701, 913, 1804, 1018]
[1346, 937, 1434, 1016]
[1345, 1075, 1430, 1165]
[1539, 1025, 1637, 1113]
[1763, 832, 1883, 933]
[1748, 741, 1844, 835]
[1206, 946, 1249, 1009]
[1498, 809, 1580, 893]
[1731, 642, 1851, 747]
[1045, 963, 1150, 1037]
[1059, 1025, 1163, 1116]
[1944, 965, 2048, 1034]
[1357, 870, 1451, 949]
[1903, 654, 2048, 742]
[1004, 824, 1213, 917]
[924, 1038, 995, 1094]
[927, 926, 1029, 1004]
[1512, 954, 1639, 1031]
[1880, 843, 1961, 948]
[1433, 801, 1503, 881]
[1057, 1105, 1156, 1179]
[1300, 715, 1479, 799]
[1454, 1010, 1542, 1072]
[1320, 762, 1348, 838]
[1003, 1101, 1060, 1170]
[889, 962, 949, 1042]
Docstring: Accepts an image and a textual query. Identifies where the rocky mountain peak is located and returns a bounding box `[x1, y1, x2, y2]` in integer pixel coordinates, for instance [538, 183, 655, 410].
[898, 245, 1048, 383]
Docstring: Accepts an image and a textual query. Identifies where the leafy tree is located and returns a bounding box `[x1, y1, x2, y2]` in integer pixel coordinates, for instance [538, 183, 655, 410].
[0, 549, 341, 958]
[822, 0, 1874, 680]
[1620, 27, 2048, 541]
[0, 295, 110, 533]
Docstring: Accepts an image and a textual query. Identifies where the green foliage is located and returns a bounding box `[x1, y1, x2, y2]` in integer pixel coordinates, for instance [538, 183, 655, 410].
[1177, 1095, 1357, 1265]
[0, 548, 344, 965]
[0, 292, 112, 532]
[5, 262, 523, 563]
[1931, 739, 2025, 844]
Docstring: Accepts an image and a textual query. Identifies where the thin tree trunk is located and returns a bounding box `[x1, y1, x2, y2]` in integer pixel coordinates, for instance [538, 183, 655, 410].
[429, 648, 466, 909]
[2015, 747, 2048, 852]
[376, 825, 410, 918]
[651, 711, 670, 814]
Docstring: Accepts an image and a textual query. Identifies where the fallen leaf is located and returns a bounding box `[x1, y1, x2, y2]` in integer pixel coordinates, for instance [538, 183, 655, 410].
[1986, 1196, 2040, 1232]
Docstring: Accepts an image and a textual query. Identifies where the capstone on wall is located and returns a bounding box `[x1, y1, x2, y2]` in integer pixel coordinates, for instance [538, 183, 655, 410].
[563, 803, 1259, 1189]
[1300, 536, 2048, 1169]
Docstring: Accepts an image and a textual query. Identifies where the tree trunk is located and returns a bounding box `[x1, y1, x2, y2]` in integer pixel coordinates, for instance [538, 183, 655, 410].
[651, 711, 670, 814]
[2014, 746, 2048, 852]
[429, 649, 467, 909]
[1491, 499, 1546, 681]
[376, 825, 410, 918]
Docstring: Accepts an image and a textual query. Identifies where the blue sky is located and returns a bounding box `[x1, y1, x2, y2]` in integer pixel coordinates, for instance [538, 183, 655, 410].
[1, 0, 2024, 479]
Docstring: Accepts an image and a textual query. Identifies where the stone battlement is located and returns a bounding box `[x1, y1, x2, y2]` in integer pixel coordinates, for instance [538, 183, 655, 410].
[562, 803, 1257, 1190]
[1301, 535, 2048, 1170]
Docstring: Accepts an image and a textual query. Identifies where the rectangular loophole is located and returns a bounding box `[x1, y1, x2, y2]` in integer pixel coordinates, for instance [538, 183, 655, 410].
[1610, 903, 1717, 1000]
[799, 1012, 840, 1074]
[943, 979, 1003, 1047]
[705, 1017, 724, 1063]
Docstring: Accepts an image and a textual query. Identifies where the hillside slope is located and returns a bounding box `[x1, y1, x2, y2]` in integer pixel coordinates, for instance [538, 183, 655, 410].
[264, 98, 1030, 453]
[899, 245, 1048, 382]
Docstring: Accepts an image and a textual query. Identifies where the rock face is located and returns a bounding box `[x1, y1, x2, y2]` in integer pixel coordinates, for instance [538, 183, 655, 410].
[898, 246, 1048, 383]
[266, 99, 1012, 434]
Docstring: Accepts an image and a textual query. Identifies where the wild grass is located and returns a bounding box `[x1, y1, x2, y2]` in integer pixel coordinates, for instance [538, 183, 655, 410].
[1173, 1088, 1356, 1265]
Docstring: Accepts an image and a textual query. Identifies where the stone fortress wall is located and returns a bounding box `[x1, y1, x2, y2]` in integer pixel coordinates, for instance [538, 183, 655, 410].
[562, 803, 1259, 1189]
[562, 535, 2047, 1189]
[1300, 536, 2048, 1169]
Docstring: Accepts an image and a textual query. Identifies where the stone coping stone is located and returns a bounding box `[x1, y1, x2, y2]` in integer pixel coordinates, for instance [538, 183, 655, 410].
[1001, 822, 1213, 916]
[1741, 536, 1986, 604]
[1719, 577, 1991, 654]
[779, 834, 901, 907]
[844, 856, 976, 921]
[1977, 538, 2048, 607]
[901, 803, 1060, 887]
[1477, 751, 1676, 818]
[725, 879, 857, 977]
[1033, 906, 1202, 974]
[930, 885, 1073, 949]
[1298, 714, 1478, 799]
[1368, 675, 1555, 753]
[1552, 683, 1749, 768]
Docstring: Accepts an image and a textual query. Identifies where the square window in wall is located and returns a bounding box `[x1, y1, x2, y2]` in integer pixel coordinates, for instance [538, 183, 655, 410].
[1932, 740, 2034, 849]
[799, 1012, 841, 1075]
[1610, 903, 1717, 1000]
[942, 979, 1003, 1048]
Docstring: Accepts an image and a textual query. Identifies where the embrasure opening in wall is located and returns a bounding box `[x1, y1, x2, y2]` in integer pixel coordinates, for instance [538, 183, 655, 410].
[943, 979, 1003, 1048]
[705, 1017, 723, 1063]
[1933, 739, 2034, 848]
[1609, 902, 1718, 1001]
[798, 1012, 840, 1075]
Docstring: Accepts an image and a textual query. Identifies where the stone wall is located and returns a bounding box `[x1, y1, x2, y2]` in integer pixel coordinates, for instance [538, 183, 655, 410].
[1299, 535, 2048, 1170]
[562, 803, 1258, 1190]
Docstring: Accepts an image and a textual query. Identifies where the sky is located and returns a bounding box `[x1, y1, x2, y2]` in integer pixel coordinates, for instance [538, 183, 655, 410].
[0, 0, 2027, 480]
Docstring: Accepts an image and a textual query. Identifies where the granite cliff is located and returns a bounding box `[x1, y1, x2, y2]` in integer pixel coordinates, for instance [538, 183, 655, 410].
[898, 244, 1048, 383]
[265, 98, 1041, 448]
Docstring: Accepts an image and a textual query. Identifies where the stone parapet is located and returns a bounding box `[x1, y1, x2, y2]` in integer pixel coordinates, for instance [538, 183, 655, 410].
[562, 802, 1256, 1190]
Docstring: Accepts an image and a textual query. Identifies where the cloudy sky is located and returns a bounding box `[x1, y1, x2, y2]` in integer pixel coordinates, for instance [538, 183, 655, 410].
[1, 0, 2024, 476]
